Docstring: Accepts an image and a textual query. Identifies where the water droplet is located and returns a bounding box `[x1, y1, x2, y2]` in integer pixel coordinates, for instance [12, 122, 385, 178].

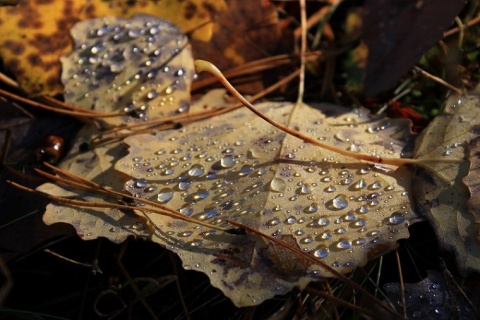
[178, 181, 191, 190]
[144, 186, 157, 193]
[286, 216, 297, 224]
[353, 238, 366, 245]
[234, 140, 245, 146]
[320, 232, 332, 240]
[388, 212, 406, 225]
[354, 179, 367, 190]
[268, 219, 280, 226]
[353, 219, 366, 227]
[359, 167, 371, 174]
[325, 186, 336, 193]
[341, 178, 353, 185]
[189, 240, 202, 247]
[134, 178, 148, 188]
[305, 202, 319, 213]
[442, 149, 452, 156]
[193, 189, 210, 200]
[133, 157, 142, 162]
[300, 236, 313, 244]
[270, 177, 286, 192]
[179, 231, 192, 237]
[336, 239, 352, 249]
[332, 194, 349, 209]
[370, 181, 382, 189]
[334, 132, 349, 142]
[203, 207, 219, 219]
[299, 183, 312, 194]
[367, 230, 381, 237]
[220, 155, 236, 168]
[239, 165, 253, 176]
[285, 153, 296, 159]
[179, 205, 193, 216]
[313, 247, 329, 258]
[294, 229, 305, 236]
[188, 164, 205, 177]
[318, 217, 330, 226]
[157, 188, 174, 203]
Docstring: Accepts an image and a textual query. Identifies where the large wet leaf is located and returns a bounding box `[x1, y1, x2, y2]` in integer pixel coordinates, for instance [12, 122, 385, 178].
[412, 94, 480, 274]
[0, 0, 226, 96]
[112, 101, 417, 306]
[61, 14, 194, 127]
[38, 126, 150, 242]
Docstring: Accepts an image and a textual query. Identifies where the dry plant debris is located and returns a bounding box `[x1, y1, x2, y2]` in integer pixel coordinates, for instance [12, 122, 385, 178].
[2, 1, 480, 315]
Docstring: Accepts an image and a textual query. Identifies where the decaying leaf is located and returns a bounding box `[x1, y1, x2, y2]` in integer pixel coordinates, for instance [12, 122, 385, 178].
[38, 126, 150, 242]
[0, 0, 226, 96]
[465, 136, 480, 243]
[413, 94, 480, 274]
[111, 101, 417, 306]
[61, 14, 194, 127]
[377, 271, 477, 319]
[361, 0, 464, 95]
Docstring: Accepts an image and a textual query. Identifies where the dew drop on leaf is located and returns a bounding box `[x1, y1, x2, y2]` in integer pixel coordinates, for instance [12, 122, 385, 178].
[332, 194, 349, 209]
[157, 188, 174, 203]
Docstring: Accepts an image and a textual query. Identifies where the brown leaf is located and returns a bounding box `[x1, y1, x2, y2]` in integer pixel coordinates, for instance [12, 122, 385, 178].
[413, 94, 480, 274]
[112, 101, 416, 306]
[361, 0, 464, 95]
[464, 136, 480, 244]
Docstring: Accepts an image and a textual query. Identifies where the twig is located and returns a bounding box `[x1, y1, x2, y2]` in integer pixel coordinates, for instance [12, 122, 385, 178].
[413, 66, 462, 94]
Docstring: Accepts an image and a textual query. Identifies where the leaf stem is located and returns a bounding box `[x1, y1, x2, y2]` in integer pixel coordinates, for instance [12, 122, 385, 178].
[194, 59, 421, 167]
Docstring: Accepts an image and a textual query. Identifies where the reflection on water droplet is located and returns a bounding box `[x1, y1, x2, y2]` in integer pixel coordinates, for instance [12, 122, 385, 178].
[220, 155, 235, 168]
[332, 194, 349, 209]
[239, 165, 254, 176]
[388, 212, 405, 225]
[313, 247, 329, 258]
[300, 183, 312, 194]
[286, 216, 297, 224]
[193, 189, 209, 200]
[188, 164, 205, 177]
[178, 181, 191, 190]
[353, 219, 366, 227]
[203, 207, 219, 219]
[360, 167, 371, 174]
[355, 179, 367, 189]
[320, 232, 332, 240]
[336, 240, 351, 249]
[370, 181, 382, 189]
[305, 202, 319, 213]
[268, 219, 280, 226]
[325, 186, 336, 192]
[300, 236, 313, 244]
[367, 230, 381, 237]
[270, 177, 286, 192]
[179, 205, 193, 216]
[353, 238, 366, 245]
[318, 217, 330, 226]
[157, 188, 174, 203]
[179, 231, 192, 237]
[134, 178, 148, 188]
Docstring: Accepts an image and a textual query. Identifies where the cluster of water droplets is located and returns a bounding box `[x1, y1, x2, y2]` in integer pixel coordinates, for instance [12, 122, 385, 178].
[62, 14, 193, 125]
[118, 102, 416, 275]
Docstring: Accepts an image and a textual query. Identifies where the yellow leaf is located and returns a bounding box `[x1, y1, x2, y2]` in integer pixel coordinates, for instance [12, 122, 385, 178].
[0, 0, 226, 96]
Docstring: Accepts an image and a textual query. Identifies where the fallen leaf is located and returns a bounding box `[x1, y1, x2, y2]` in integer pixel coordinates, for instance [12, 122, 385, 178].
[464, 136, 480, 245]
[191, 0, 292, 93]
[361, 0, 464, 95]
[377, 271, 477, 319]
[412, 94, 480, 274]
[38, 126, 151, 242]
[112, 101, 417, 306]
[0, 0, 226, 96]
[61, 14, 194, 127]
